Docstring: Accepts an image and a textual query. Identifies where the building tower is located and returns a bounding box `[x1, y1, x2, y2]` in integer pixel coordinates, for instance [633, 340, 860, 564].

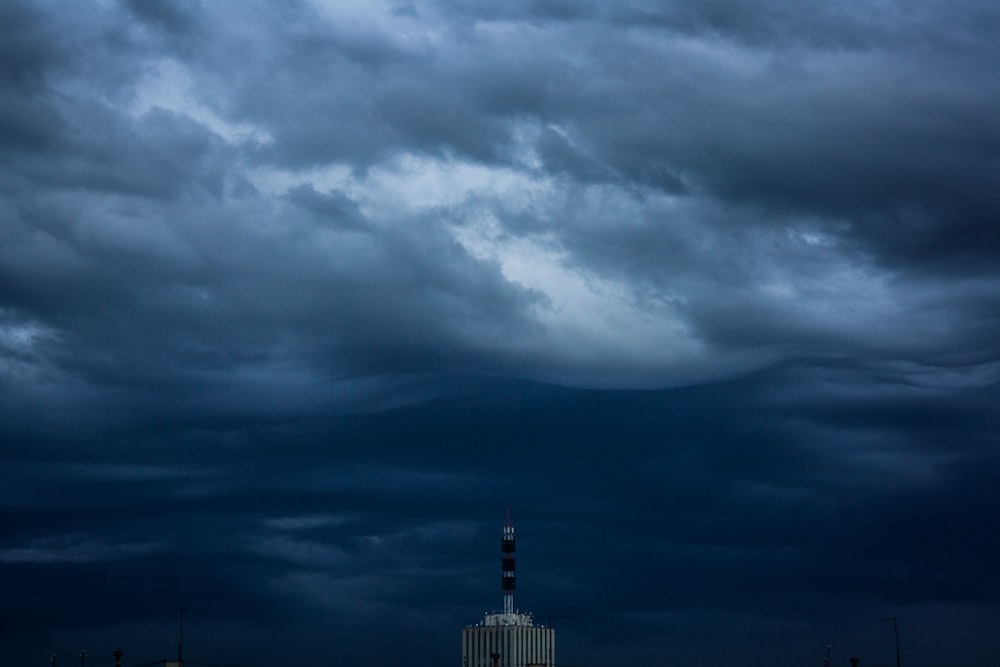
[502, 507, 515, 615]
[463, 510, 554, 667]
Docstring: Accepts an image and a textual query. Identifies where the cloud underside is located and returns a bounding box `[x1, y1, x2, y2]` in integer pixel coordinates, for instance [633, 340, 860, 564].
[2, 0, 998, 408]
[2, 1, 1000, 666]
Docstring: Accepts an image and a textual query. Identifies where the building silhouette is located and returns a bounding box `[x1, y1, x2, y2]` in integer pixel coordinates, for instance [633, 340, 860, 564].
[462, 510, 554, 667]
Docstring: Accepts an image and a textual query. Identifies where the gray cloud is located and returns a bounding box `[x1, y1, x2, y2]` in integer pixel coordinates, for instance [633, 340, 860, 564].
[2, 1, 999, 666]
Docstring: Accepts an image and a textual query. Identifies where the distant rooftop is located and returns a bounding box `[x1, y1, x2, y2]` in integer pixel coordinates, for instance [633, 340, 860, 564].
[470, 612, 537, 627]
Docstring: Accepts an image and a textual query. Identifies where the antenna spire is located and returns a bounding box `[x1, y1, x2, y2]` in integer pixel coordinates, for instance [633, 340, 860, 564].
[501, 508, 516, 614]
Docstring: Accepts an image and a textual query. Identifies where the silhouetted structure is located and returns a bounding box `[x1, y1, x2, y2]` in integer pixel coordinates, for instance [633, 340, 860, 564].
[462, 510, 554, 667]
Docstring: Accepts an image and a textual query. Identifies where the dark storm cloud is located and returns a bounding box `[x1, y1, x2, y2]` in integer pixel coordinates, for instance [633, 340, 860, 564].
[122, 0, 202, 36]
[0, 3, 66, 89]
[283, 184, 369, 231]
[6, 373, 999, 665]
[2, 1, 1000, 666]
[424, 0, 1000, 271]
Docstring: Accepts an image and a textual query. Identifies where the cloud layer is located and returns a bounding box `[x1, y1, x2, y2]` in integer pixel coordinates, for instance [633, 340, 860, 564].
[2, 1, 999, 666]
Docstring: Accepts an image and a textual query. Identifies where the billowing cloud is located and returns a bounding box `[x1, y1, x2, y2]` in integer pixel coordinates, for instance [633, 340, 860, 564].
[2, 1, 999, 666]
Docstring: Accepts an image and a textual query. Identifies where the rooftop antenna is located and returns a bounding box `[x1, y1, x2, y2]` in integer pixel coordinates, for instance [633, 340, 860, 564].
[502, 504, 516, 615]
[175, 606, 204, 664]
[883, 616, 902, 667]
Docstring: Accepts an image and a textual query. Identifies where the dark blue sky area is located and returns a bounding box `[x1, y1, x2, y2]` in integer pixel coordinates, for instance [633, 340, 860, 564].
[2, 1, 999, 666]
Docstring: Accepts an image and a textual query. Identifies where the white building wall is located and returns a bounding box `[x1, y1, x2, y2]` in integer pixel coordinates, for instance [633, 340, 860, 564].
[463, 622, 554, 667]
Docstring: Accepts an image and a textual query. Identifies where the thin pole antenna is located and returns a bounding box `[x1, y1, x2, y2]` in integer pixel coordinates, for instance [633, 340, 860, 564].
[175, 606, 205, 664]
[891, 616, 901, 667]
[880, 616, 902, 667]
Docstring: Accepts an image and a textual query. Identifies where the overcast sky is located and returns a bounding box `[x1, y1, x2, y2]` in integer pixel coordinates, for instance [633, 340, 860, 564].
[2, 1, 1000, 666]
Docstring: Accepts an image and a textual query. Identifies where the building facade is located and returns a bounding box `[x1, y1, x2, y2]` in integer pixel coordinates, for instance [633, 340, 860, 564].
[463, 613, 554, 667]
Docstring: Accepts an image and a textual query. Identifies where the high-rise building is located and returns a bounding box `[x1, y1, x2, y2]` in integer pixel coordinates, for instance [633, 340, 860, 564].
[462, 510, 554, 667]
